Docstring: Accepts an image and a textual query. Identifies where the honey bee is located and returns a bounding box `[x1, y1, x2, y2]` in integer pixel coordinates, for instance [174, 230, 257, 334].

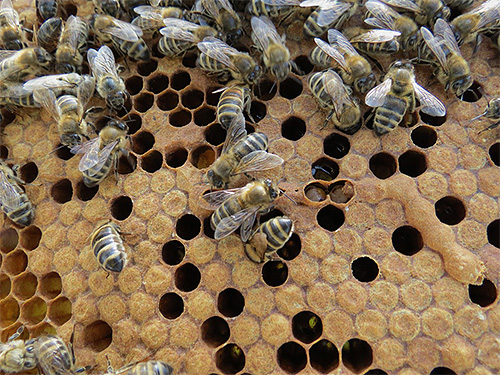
[36, 0, 60, 21]
[90, 221, 128, 272]
[444, 0, 472, 11]
[193, 0, 242, 43]
[36, 17, 63, 53]
[0, 326, 37, 373]
[158, 18, 219, 57]
[207, 112, 283, 189]
[300, 0, 358, 38]
[345, 27, 401, 55]
[55, 15, 89, 73]
[365, 0, 419, 50]
[87, 45, 128, 112]
[0, 47, 52, 83]
[420, 19, 472, 97]
[247, 0, 301, 20]
[203, 178, 282, 241]
[365, 60, 446, 135]
[33, 75, 95, 147]
[251, 16, 294, 82]
[71, 119, 130, 187]
[0, 0, 25, 50]
[471, 97, 500, 133]
[376, 0, 450, 27]
[0, 161, 35, 227]
[197, 37, 262, 85]
[91, 14, 151, 61]
[93, 0, 121, 18]
[104, 360, 174, 375]
[311, 29, 376, 93]
[216, 83, 252, 129]
[131, 5, 183, 36]
[245, 216, 294, 263]
[308, 69, 361, 134]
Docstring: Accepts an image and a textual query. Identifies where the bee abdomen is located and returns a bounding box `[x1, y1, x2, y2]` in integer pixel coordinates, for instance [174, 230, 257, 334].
[309, 46, 331, 68]
[217, 88, 245, 129]
[211, 198, 242, 230]
[92, 224, 127, 272]
[34, 336, 73, 375]
[374, 95, 407, 135]
[131, 361, 174, 375]
[158, 37, 192, 56]
[117, 40, 150, 61]
[303, 12, 326, 38]
[3, 191, 34, 227]
[261, 217, 293, 252]
[197, 53, 224, 73]
[82, 154, 114, 187]
[233, 132, 268, 158]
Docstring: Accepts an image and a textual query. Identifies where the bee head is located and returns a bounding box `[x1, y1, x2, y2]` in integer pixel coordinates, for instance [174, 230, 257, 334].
[246, 65, 262, 85]
[452, 76, 473, 97]
[207, 169, 224, 189]
[107, 92, 127, 110]
[34, 47, 53, 66]
[61, 133, 85, 148]
[355, 74, 376, 94]
[406, 33, 420, 50]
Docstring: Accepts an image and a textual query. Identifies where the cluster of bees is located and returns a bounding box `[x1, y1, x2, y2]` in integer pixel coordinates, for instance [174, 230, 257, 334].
[0, 0, 499, 371]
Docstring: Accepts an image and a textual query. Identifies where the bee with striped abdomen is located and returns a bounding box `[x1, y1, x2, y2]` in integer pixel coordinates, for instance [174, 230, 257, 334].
[36, 0, 60, 21]
[344, 27, 401, 56]
[55, 15, 89, 73]
[93, 0, 122, 18]
[0, 47, 52, 82]
[216, 84, 252, 129]
[131, 4, 183, 36]
[0, 0, 26, 50]
[376, 0, 450, 27]
[36, 17, 63, 53]
[0, 161, 35, 227]
[247, 0, 301, 21]
[103, 360, 174, 375]
[0, 326, 37, 373]
[193, 0, 242, 44]
[206, 112, 283, 189]
[365, 60, 446, 135]
[245, 216, 294, 263]
[300, 0, 358, 38]
[90, 221, 128, 272]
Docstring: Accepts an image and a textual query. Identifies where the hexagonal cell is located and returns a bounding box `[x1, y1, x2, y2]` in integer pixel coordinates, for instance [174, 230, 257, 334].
[55, 144, 74, 160]
[134, 92, 154, 113]
[469, 279, 497, 307]
[352, 257, 379, 282]
[110, 196, 133, 221]
[342, 339, 373, 374]
[12, 272, 37, 300]
[126, 112, 142, 134]
[39, 272, 62, 299]
[279, 76, 303, 100]
[311, 158, 339, 181]
[281, 116, 306, 141]
[201, 316, 230, 348]
[51, 179, 73, 203]
[215, 344, 245, 375]
[181, 89, 204, 109]
[430, 367, 457, 375]
[398, 150, 427, 177]
[19, 162, 38, 183]
[434, 196, 466, 225]
[194, 107, 216, 127]
[218, 288, 244, 318]
[20, 226, 42, 250]
[125, 75, 143, 96]
[203, 217, 215, 239]
[317, 205, 344, 232]
[132, 131, 155, 155]
[277, 233, 301, 261]
[190, 146, 215, 169]
[205, 123, 226, 146]
[0, 228, 18, 253]
[147, 73, 169, 94]
[162, 240, 185, 266]
[309, 339, 339, 373]
[169, 109, 192, 127]
[323, 133, 350, 159]
[159, 293, 184, 319]
[459, 81, 483, 102]
[174, 263, 201, 292]
[487, 219, 499, 248]
[1, 110, 15, 127]
[83, 320, 112, 352]
[419, 110, 447, 126]
[369, 152, 397, 179]
[248, 100, 266, 123]
[157, 90, 179, 111]
[293, 55, 314, 75]
[262, 260, 288, 287]
[304, 183, 327, 202]
[292, 311, 322, 344]
[117, 154, 137, 175]
[141, 150, 163, 173]
[329, 180, 355, 204]
[31, 323, 56, 337]
[22, 296, 47, 325]
[181, 52, 197, 68]
[0, 298, 19, 327]
[489, 142, 500, 166]
[206, 86, 223, 106]
[48, 296, 72, 325]
[4, 250, 27, 275]
[0, 323, 28, 342]
[137, 59, 158, 76]
[0, 145, 7, 159]
[75, 180, 99, 201]
[411, 126, 437, 148]
[277, 342, 307, 373]
[165, 147, 188, 168]
[392, 226, 423, 256]
[0, 274, 11, 299]
[171, 71, 191, 90]
[253, 79, 277, 101]
[176, 214, 201, 241]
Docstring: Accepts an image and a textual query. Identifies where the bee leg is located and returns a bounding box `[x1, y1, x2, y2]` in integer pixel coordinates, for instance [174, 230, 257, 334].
[8, 326, 24, 341]
[478, 120, 500, 134]
[472, 34, 482, 56]
[321, 109, 335, 129]
[291, 60, 304, 76]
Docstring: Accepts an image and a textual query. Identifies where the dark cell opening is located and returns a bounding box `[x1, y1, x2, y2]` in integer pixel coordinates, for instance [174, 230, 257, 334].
[419, 110, 447, 126]
[141, 150, 163, 173]
[292, 311, 322, 344]
[151, 42, 163, 59]
[262, 260, 288, 287]
[246, 123, 255, 134]
[217, 288, 244, 318]
[0, 228, 18, 253]
[4, 251, 27, 275]
[487, 219, 500, 248]
[203, 217, 216, 239]
[194, 107, 216, 127]
[132, 131, 155, 155]
[206, 86, 223, 106]
[309, 339, 340, 373]
[277, 233, 301, 261]
[191, 146, 215, 169]
[51, 179, 73, 203]
[116, 96, 132, 117]
[312, 158, 339, 181]
[13, 272, 37, 300]
[20, 162, 38, 183]
[0, 274, 10, 299]
[39, 272, 62, 299]
[176, 214, 201, 240]
[1, 110, 15, 127]
[411, 126, 437, 148]
[324, 133, 350, 159]
[369, 152, 397, 179]
[205, 123, 227, 146]
[48, 296, 71, 325]
[341, 338, 373, 374]
[317, 205, 345, 231]
[134, 92, 154, 113]
[253, 79, 277, 101]
[329, 180, 355, 204]
[469, 279, 497, 307]
[293, 55, 314, 75]
[351, 257, 379, 282]
[430, 367, 457, 375]
[0, 298, 19, 327]
[0, 145, 7, 159]
[279, 76, 303, 100]
[201, 316, 230, 348]
[281, 116, 306, 141]
[304, 183, 327, 202]
[392, 226, 423, 256]
[157, 91, 179, 111]
[365, 370, 388, 375]
[55, 144, 74, 160]
[83, 320, 112, 352]
[162, 240, 185, 266]
[398, 150, 427, 177]
[20, 226, 42, 251]
[170, 109, 192, 127]
[182, 89, 204, 109]
[171, 71, 191, 90]
[159, 293, 184, 319]
[174, 263, 201, 292]
[166, 148, 188, 168]
[125, 112, 142, 134]
[277, 342, 307, 374]
[63, 3, 77, 16]
[259, 209, 284, 223]
[459, 81, 483, 102]
[137, 60, 158, 77]
[434, 196, 466, 225]
[110, 196, 133, 220]
[182, 52, 198, 68]
[125, 76, 143, 96]
[215, 344, 245, 375]
[249, 101, 266, 123]
[489, 143, 500, 166]
[147, 73, 169, 94]
[94, 116, 111, 133]
[117, 153, 137, 175]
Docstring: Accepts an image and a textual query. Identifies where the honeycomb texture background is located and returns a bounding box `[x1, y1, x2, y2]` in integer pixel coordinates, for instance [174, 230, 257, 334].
[0, 0, 499, 374]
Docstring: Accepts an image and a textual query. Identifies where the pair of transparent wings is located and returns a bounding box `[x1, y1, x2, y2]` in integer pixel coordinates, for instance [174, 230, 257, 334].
[198, 37, 247, 71]
[0, 0, 19, 29]
[0, 48, 44, 82]
[300, 0, 352, 27]
[101, 15, 144, 42]
[61, 16, 88, 54]
[87, 45, 121, 82]
[251, 16, 287, 52]
[198, 0, 240, 24]
[458, 0, 500, 32]
[318, 69, 357, 114]
[71, 136, 119, 175]
[0, 166, 20, 209]
[364, 0, 405, 31]
[314, 29, 361, 72]
[160, 18, 202, 43]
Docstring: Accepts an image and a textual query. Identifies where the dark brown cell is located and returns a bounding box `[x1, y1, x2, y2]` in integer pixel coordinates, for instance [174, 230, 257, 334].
[489, 143, 500, 166]
[191, 146, 215, 169]
[110, 196, 133, 220]
[134, 92, 154, 113]
[182, 89, 204, 109]
[369, 152, 396, 179]
[392, 226, 423, 256]
[459, 81, 482, 102]
[0, 274, 10, 299]
[205, 123, 227, 146]
[141, 150, 163, 173]
[434, 196, 466, 225]
[277, 342, 307, 374]
[217, 288, 244, 318]
[411, 126, 437, 148]
[282, 116, 306, 141]
[39, 272, 62, 299]
[55, 144, 74, 160]
[174, 263, 201, 292]
[487, 219, 499, 248]
[324, 133, 350, 159]
[469, 278, 497, 307]
[253, 79, 277, 101]
[51, 179, 73, 203]
[137, 60, 158, 76]
[351, 257, 379, 282]
[75, 180, 99, 201]
[147, 73, 169, 94]
[159, 293, 184, 319]
[157, 91, 179, 111]
[117, 153, 137, 175]
[201, 316, 230, 348]
[293, 55, 314, 75]
[170, 109, 192, 127]
[13, 272, 37, 300]
[20, 226, 42, 250]
[48, 296, 71, 325]
[83, 320, 112, 352]
[309, 339, 339, 373]
[125, 113, 142, 134]
[430, 367, 457, 375]
[277, 233, 301, 261]
[194, 107, 216, 127]
[125, 76, 143, 96]
[279, 76, 302, 99]
[215, 344, 245, 375]
[398, 150, 427, 177]
[0, 228, 18, 253]
[341, 338, 373, 374]
[312, 158, 339, 181]
[171, 71, 191, 90]
[262, 260, 288, 287]
[132, 131, 155, 155]
[162, 240, 185, 266]
[292, 311, 322, 344]
[19, 162, 38, 183]
[317, 205, 344, 231]
[166, 148, 188, 168]
[176, 214, 201, 240]
[4, 250, 27, 275]
[419, 110, 447, 126]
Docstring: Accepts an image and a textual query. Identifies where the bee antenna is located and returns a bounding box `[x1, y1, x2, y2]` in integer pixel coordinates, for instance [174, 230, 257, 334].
[269, 80, 277, 94]
[281, 190, 297, 205]
[49, 144, 69, 155]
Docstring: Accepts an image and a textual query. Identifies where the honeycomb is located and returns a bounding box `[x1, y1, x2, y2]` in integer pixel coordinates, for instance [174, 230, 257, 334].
[0, 0, 499, 374]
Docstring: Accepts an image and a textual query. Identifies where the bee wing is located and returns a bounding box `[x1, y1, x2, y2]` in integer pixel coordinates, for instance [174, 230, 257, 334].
[420, 27, 448, 69]
[0, 170, 20, 210]
[221, 112, 247, 155]
[77, 76, 96, 110]
[0, 49, 18, 62]
[365, 77, 392, 108]
[202, 188, 243, 207]
[300, 0, 333, 7]
[33, 88, 61, 121]
[149, 0, 161, 5]
[412, 81, 446, 117]
[327, 29, 358, 56]
[251, 16, 282, 52]
[197, 37, 238, 70]
[364, 0, 397, 30]
[470, 0, 500, 30]
[200, 0, 221, 20]
[263, 0, 301, 5]
[106, 18, 143, 41]
[159, 27, 196, 42]
[64, 16, 85, 54]
[433, 18, 462, 57]
[239, 208, 259, 242]
[215, 206, 259, 240]
[349, 29, 401, 43]
[377, 0, 420, 13]
[323, 70, 352, 113]
[133, 5, 163, 21]
[217, 0, 239, 17]
[315, 2, 351, 27]
[23, 74, 82, 91]
[233, 150, 284, 175]
[162, 18, 200, 31]
[88, 45, 119, 80]
[85, 140, 120, 176]
[71, 137, 101, 170]
[0, 0, 19, 29]
[314, 37, 349, 71]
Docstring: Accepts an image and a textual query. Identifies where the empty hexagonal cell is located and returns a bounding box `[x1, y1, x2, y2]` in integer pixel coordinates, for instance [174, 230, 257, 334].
[398, 150, 427, 177]
[203, 217, 215, 239]
[419, 110, 447, 126]
[309, 339, 339, 373]
[75, 180, 99, 201]
[132, 131, 155, 155]
[147, 73, 169, 94]
[181, 89, 204, 109]
[205, 123, 226, 146]
[469, 278, 497, 307]
[117, 154, 137, 175]
[0, 298, 19, 327]
[279, 76, 303, 100]
[55, 144, 74, 160]
[19, 162, 38, 183]
[215, 344, 245, 375]
[206, 86, 223, 106]
[169, 109, 192, 127]
[20, 226, 42, 250]
[159, 293, 184, 319]
[51, 179, 73, 203]
[489, 143, 500, 166]
[369, 152, 397, 179]
[110, 196, 133, 221]
[165, 148, 188, 168]
[218, 288, 244, 318]
[262, 260, 288, 287]
[176, 214, 201, 240]
[324, 133, 350, 159]
[312, 158, 339, 181]
[329, 180, 355, 204]
[317, 205, 344, 232]
[392, 226, 423, 256]
[487, 219, 499, 248]
[434, 196, 466, 225]
[281, 116, 306, 141]
[277, 342, 307, 374]
[0, 274, 11, 299]
[48, 296, 72, 325]
[12, 272, 37, 300]
[4, 250, 27, 275]
[174, 263, 201, 292]
[39, 272, 62, 299]
[171, 71, 191, 90]
[162, 240, 185, 266]
[459, 81, 483, 102]
[83, 320, 112, 352]
[126, 113, 142, 134]
[277, 233, 301, 261]
[141, 150, 163, 173]
[342, 338, 373, 374]
[31, 322, 57, 337]
[304, 183, 327, 202]
[430, 367, 457, 375]
[0, 228, 18, 253]
[181, 52, 197, 68]
[201, 316, 230, 348]
[253, 79, 277, 101]
[137, 60, 158, 76]
[191, 146, 215, 169]
[352, 257, 379, 282]
[134, 92, 154, 113]
[249, 100, 266, 123]
[22, 296, 47, 325]
[194, 107, 216, 127]
[411, 126, 437, 148]
[292, 311, 322, 344]
[157, 91, 179, 111]
[125, 76, 143, 96]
